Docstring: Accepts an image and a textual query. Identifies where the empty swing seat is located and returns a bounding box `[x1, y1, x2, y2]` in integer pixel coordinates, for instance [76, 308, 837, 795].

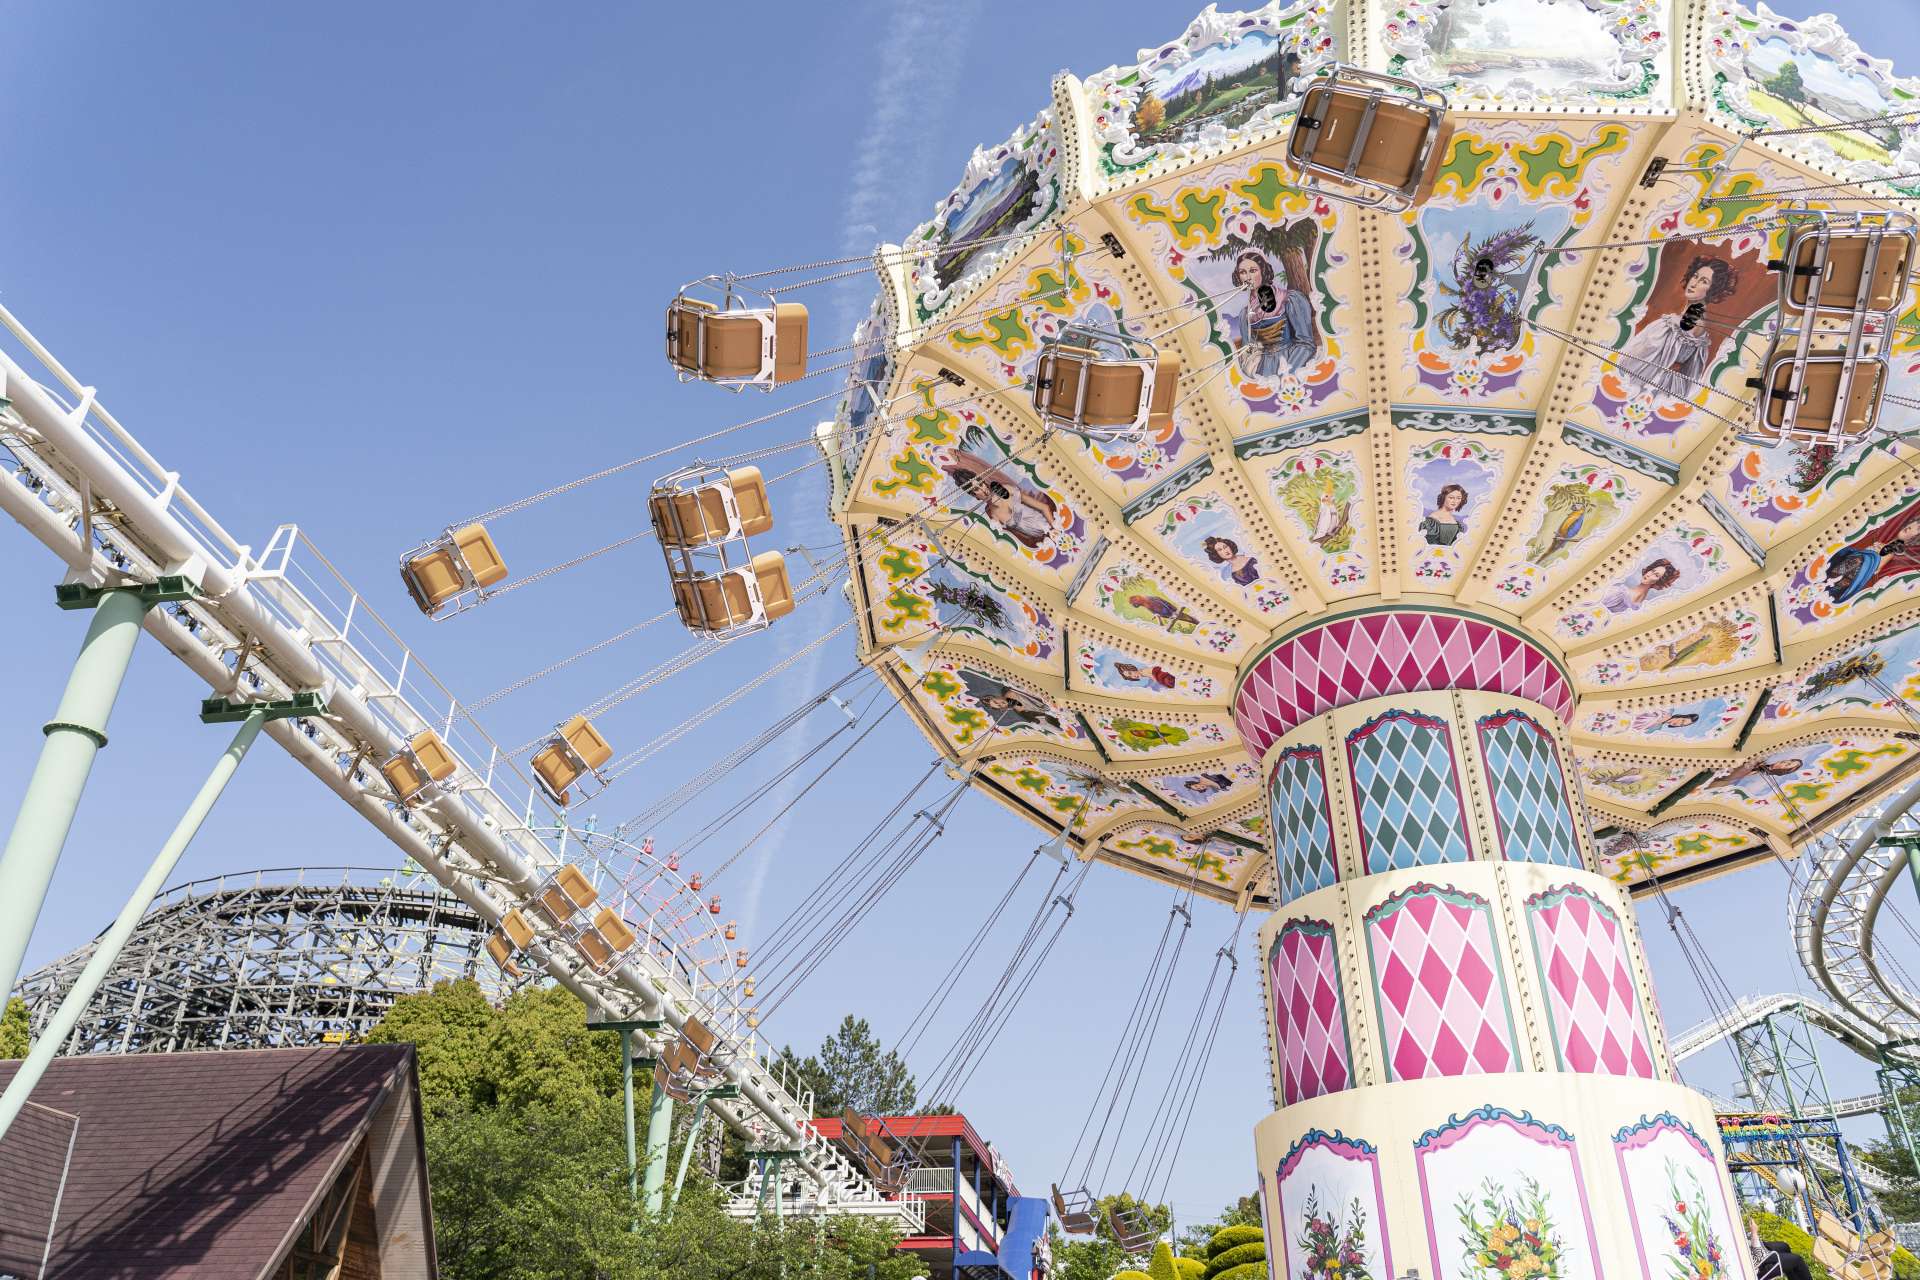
[672, 550, 794, 634]
[401, 523, 509, 615]
[484, 931, 521, 978]
[1750, 351, 1888, 445]
[1108, 1204, 1159, 1251]
[530, 715, 614, 806]
[1288, 66, 1450, 210]
[649, 466, 774, 548]
[534, 863, 599, 928]
[577, 907, 637, 974]
[666, 298, 809, 387]
[380, 728, 460, 803]
[1033, 344, 1183, 438]
[1773, 219, 1917, 317]
[1052, 1184, 1100, 1236]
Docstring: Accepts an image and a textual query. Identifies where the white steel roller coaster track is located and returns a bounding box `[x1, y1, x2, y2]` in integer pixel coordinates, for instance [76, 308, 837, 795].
[0, 303, 912, 1225]
[1796, 776, 1920, 1047]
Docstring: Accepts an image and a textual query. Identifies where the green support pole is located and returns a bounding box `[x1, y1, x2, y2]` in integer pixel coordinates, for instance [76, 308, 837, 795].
[622, 1030, 639, 1217]
[668, 1091, 714, 1215]
[643, 1075, 674, 1217]
[0, 706, 270, 1143]
[0, 588, 152, 1002]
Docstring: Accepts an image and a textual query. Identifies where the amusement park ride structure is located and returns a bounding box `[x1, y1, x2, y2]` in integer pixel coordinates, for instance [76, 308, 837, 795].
[11, 0, 1920, 1260]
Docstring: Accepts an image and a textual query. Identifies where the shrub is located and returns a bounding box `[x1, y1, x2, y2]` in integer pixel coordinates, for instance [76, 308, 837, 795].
[1113, 1272, 1152, 1280]
[1206, 1241, 1267, 1277]
[1175, 1258, 1207, 1280]
[1747, 1211, 1835, 1280]
[1215, 1265, 1268, 1280]
[1206, 1225, 1264, 1259]
[1149, 1242, 1180, 1280]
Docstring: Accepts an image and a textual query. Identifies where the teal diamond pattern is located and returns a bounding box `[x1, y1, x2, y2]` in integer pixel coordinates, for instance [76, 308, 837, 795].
[1478, 712, 1581, 867]
[1270, 747, 1336, 903]
[1348, 710, 1471, 874]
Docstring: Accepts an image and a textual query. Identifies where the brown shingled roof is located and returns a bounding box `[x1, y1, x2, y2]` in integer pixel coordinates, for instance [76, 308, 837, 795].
[0, 1043, 434, 1279]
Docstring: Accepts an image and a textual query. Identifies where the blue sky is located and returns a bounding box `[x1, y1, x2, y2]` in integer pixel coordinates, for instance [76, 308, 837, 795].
[0, 0, 1917, 1225]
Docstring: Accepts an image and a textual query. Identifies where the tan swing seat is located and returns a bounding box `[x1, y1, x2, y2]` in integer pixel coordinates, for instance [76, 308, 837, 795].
[1107, 1204, 1159, 1251]
[1777, 227, 1915, 316]
[1052, 1184, 1100, 1236]
[530, 715, 613, 805]
[485, 931, 521, 978]
[576, 907, 635, 973]
[1289, 70, 1451, 209]
[380, 728, 459, 803]
[672, 551, 793, 633]
[1753, 353, 1887, 443]
[501, 908, 537, 950]
[401, 522, 509, 615]
[1035, 345, 1183, 432]
[666, 298, 809, 386]
[649, 466, 774, 548]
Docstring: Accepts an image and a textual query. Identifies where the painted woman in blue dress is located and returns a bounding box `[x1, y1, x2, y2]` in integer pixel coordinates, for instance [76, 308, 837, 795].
[1232, 250, 1316, 377]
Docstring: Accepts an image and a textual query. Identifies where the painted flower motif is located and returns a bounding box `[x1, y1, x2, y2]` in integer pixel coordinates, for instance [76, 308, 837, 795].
[1297, 1187, 1372, 1280]
[1660, 1161, 1725, 1280]
[1456, 1176, 1565, 1280]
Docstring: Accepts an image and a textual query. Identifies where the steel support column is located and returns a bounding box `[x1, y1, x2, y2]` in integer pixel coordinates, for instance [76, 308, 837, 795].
[0, 707, 269, 1142]
[643, 1075, 674, 1217]
[0, 588, 150, 1001]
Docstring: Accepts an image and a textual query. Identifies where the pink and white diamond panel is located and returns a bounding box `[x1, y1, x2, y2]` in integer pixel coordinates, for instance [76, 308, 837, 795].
[1527, 885, 1656, 1078]
[1365, 886, 1518, 1081]
[1269, 919, 1352, 1105]
[1233, 610, 1575, 761]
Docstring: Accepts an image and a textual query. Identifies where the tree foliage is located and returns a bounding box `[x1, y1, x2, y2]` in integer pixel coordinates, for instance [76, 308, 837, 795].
[1859, 1131, 1920, 1223]
[1047, 1192, 1173, 1280]
[0, 998, 28, 1059]
[777, 1015, 931, 1118]
[369, 982, 922, 1280]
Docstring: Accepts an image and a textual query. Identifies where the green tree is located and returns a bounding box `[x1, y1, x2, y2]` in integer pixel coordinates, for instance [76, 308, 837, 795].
[778, 1015, 925, 1117]
[0, 998, 29, 1058]
[1860, 1131, 1920, 1223]
[1178, 1193, 1260, 1258]
[1767, 59, 1807, 105]
[1049, 1192, 1172, 1280]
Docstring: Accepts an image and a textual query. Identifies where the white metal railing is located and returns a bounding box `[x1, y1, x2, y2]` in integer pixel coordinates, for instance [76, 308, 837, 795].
[0, 303, 895, 1215]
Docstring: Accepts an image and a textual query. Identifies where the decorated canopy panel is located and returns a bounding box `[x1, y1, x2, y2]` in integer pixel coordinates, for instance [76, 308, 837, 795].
[823, 0, 1920, 905]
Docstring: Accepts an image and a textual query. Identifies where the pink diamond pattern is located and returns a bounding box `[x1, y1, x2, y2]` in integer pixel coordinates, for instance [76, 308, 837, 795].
[1270, 921, 1351, 1105]
[1234, 612, 1575, 760]
[1528, 886, 1656, 1078]
[1366, 887, 1516, 1081]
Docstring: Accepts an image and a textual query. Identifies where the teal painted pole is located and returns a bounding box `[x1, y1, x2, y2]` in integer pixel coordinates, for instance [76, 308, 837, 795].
[667, 1091, 713, 1216]
[642, 1075, 674, 1216]
[0, 709, 266, 1143]
[0, 589, 149, 1003]
[622, 1031, 639, 1218]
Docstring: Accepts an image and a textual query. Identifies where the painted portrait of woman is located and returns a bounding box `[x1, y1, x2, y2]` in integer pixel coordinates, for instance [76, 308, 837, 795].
[1618, 255, 1740, 401]
[1233, 250, 1317, 377]
[1601, 557, 1681, 615]
[1419, 483, 1470, 546]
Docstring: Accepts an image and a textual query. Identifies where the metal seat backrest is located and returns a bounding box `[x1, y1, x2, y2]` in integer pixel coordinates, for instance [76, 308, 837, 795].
[1782, 227, 1914, 315]
[753, 551, 794, 621]
[402, 548, 464, 612]
[500, 908, 537, 949]
[728, 467, 774, 538]
[559, 716, 613, 772]
[682, 1016, 719, 1061]
[1759, 353, 1886, 435]
[772, 304, 809, 385]
[450, 523, 508, 589]
[553, 863, 598, 911]
[593, 907, 636, 953]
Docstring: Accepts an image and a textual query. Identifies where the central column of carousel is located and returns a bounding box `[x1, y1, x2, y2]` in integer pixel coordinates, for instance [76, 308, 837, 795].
[1233, 609, 1752, 1280]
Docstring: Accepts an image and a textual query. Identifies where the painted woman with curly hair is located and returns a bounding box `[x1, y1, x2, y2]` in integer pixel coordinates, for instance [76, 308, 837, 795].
[1619, 255, 1739, 401]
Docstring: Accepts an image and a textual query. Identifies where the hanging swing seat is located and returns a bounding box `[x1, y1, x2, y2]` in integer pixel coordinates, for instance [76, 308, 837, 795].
[666, 291, 809, 388]
[484, 931, 522, 978]
[1287, 64, 1450, 211]
[379, 729, 460, 804]
[530, 715, 614, 806]
[532, 863, 599, 929]
[1771, 212, 1917, 318]
[400, 523, 509, 617]
[500, 908, 537, 950]
[671, 550, 794, 636]
[1106, 1202, 1161, 1252]
[577, 907, 638, 975]
[1051, 1184, 1100, 1236]
[650, 465, 775, 548]
[1746, 347, 1888, 445]
[1032, 332, 1181, 442]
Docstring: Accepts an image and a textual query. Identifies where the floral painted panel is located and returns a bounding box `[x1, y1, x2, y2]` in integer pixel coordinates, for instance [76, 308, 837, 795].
[1406, 436, 1510, 588]
[1385, 0, 1667, 108]
[981, 756, 1158, 831]
[865, 532, 1058, 667]
[1415, 1107, 1603, 1280]
[1554, 528, 1734, 644]
[1614, 1114, 1748, 1280]
[1783, 486, 1920, 634]
[1152, 489, 1292, 615]
[1105, 823, 1250, 887]
[1765, 616, 1920, 724]
[1276, 1130, 1393, 1280]
[1578, 694, 1750, 749]
[1071, 637, 1222, 704]
[1267, 448, 1371, 591]
[1086, 558, 1241, 658]
[912, 661, 1089, 750]
[1489, 465, 1638, 605]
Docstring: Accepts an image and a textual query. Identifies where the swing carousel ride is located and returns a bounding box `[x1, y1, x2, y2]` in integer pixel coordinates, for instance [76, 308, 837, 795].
[11, 0, 1920, 1265]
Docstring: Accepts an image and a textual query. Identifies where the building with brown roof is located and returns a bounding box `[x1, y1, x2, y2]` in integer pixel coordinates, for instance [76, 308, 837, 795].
[0, 1043, 434, 1279]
